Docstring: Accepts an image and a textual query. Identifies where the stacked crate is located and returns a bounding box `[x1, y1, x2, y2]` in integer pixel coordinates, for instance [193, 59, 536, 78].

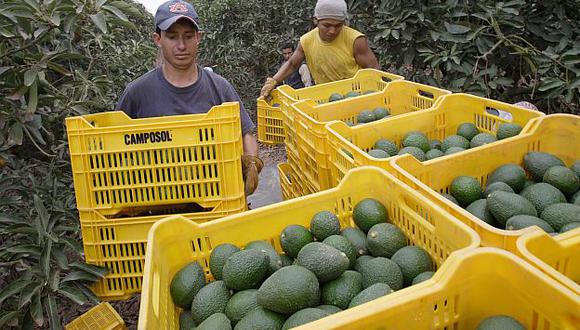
[66, 103, 247, 300]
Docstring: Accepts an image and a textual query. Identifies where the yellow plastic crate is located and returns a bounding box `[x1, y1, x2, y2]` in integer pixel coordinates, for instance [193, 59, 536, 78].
[326, 93, 545, 188]
[286, 146, 316, 198]
[301, 248, 580, 329]
[80, 199, 246, 300]
[138, 166, 480, 329]
[257, 90, 285, 145]
[516, 228, 580, 295]
[291, 80, 451, 191]
[65, 302, 126, 330]
[66, 103, 245, 217]
[390, 114, 578, 252]
[277, 162, 293, 200]
[278, 69, 404, 159]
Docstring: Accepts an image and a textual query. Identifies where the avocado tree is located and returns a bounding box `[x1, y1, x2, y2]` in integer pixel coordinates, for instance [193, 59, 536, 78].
[0, 0, 156, 327]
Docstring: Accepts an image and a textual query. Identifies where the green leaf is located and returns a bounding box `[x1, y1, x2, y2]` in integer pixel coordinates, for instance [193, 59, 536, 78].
[18, 282, 41, 309]
[500, 7, 519, 15]
[24, 125, 46, 145]
[50, 13, 61, 26]
[569, 77, 580, 90]
[0, 66, 12, 76]
[61, 270, 100, 283]
[26, 80, 38, 115]
[113, 18, 137, 30]
[74, 283, 100, 304]
[52, 248, 69, 270]
[23, 0, 40, 11]
[24, 69, 38, 87]
[33, 195, 49, 233]
[70, 262, 108, 278]
[445, 22, 471, 34]
[30, 293, 43, 327]
[102, 4, 128, 21]
[90, 12, 108, 34]
[47, 62, 72, 76]
[538, 79, 565, 91]
[40, 240, 53, 278]
[58, 285, 88, 305]
[96, 0, 108, 10]
[5, 122, 22, 145]
[0, 311, 18, 328]
[562, 48, 580, 57]
[0, 279, 29, 305]
[6, 245, 42, 255]
[0, 26, 15, 38]
[43, 294, 60, 329]
[33, 26, 48, 39]
[49, 268, 60, 291]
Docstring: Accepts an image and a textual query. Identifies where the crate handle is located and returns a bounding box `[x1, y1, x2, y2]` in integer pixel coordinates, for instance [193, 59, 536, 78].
[520, 117, 541, 134]
[484, 106, 510, 120]
[418, 90, 435, 99]
[381, 75, 394, 83]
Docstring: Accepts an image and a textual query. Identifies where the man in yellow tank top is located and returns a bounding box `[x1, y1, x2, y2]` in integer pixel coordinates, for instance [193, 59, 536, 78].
[260, 0, 379, 97]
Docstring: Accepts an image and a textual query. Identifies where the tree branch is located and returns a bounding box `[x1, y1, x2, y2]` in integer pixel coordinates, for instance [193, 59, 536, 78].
[0, 27, 55, 59]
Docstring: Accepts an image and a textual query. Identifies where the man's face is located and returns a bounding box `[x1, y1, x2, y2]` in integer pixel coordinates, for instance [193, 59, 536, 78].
[154, 19, 201, 70]
[317, 18, 344, 42]
[282, 47, 293, 61]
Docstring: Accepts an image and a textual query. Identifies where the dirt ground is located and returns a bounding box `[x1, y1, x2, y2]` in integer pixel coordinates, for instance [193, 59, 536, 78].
[60, 142, 287, 328]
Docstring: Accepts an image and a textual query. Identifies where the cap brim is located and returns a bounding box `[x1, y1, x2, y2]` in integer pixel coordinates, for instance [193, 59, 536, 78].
[158, 15, 200, 31]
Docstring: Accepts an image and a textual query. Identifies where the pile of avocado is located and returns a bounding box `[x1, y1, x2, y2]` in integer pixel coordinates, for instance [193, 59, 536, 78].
[364, 121, 523, 160]
[444, 151, 580, 233]
[171, 198, 436, 329]
[325, 90, 393, 127]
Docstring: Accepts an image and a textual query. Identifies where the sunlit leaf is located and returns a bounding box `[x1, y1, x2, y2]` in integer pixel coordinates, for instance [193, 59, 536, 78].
[24, 69, 37, 87]
[445, 22, 470, 34]
[90, 12, 108, 34]
[102, 4, 128, 21]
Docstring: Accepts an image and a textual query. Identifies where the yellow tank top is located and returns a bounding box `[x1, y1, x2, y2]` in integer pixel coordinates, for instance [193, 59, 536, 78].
[300, 26, 364, 84]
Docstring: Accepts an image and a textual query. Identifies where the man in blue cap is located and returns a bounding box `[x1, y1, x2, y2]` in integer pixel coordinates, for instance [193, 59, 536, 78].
[116, 0, 263, 195]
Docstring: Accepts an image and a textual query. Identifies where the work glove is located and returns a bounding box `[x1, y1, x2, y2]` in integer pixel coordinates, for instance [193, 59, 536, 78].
[260, 77, 278, 99]
[241, 155, 264, 196]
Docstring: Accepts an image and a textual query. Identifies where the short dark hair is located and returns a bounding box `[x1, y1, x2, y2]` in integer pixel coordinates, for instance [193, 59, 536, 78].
[282, 44, 294, 51]
[156, 27, 161, 35]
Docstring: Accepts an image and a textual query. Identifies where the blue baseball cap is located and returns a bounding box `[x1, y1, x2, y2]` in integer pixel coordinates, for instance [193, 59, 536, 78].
[155, 0, 200, 31]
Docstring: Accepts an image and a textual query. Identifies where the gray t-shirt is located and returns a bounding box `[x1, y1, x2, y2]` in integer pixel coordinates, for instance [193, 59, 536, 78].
[116, 66, 254, 135]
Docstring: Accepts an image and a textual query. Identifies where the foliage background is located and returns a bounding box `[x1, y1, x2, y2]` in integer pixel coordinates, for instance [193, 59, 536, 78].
[0, 0, 578, 327]
[0, 0, 155, 327]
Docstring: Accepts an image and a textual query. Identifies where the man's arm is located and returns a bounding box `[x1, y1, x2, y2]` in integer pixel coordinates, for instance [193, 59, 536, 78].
[273, 43, 306, 84]
[299, 64, 313, 87]
[353, 36, 379, 69]
[243, 133, 259, 156]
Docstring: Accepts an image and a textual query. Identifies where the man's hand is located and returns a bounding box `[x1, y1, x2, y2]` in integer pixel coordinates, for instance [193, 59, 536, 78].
[241, 155, 264, 195]
[260, 77, 278, 99]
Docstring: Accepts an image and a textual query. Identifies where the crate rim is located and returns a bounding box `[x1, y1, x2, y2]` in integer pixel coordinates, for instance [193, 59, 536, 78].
[388, 113, 576, 240]
[516, 227, 580, 294]
[138, 166, 481, 328]
[295, 246, 580, 329]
